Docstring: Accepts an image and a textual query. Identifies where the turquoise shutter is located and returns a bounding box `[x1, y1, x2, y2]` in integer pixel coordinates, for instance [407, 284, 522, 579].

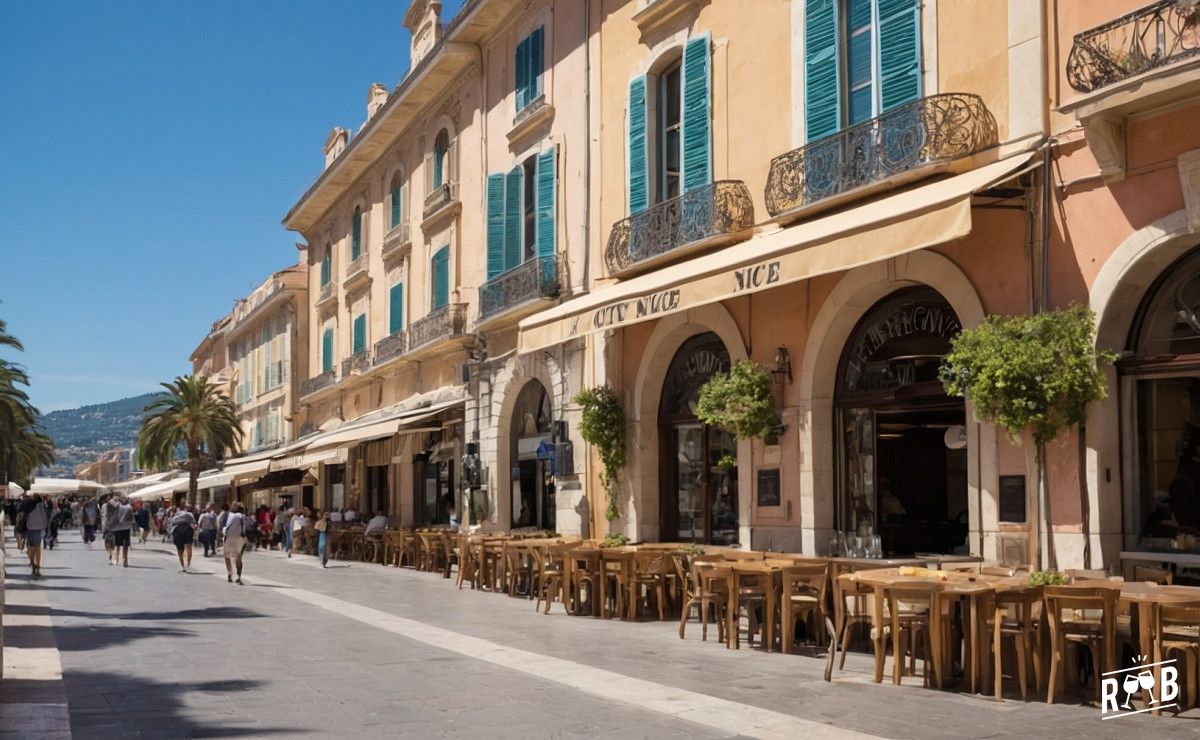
[535, 147, 556, 259]
[878, 0, 921, 111]
[804, 0, 840, 141]
[515, 36, 529, 110]
[389, 283, 404, 334]
[681, 34, 712, 192]
[530, 27, 544, 101]
[351, 207, 362, 260]
[486, 173, 506, 278]
[352, 314, 366, 354]
[390, 183, 401, 228]
[321, 328, 333, 373]
[320, 252, 330, 285]
[628, 76, 648, 213]
[432, 247, 449, 309]
[504, 166, 523, 271]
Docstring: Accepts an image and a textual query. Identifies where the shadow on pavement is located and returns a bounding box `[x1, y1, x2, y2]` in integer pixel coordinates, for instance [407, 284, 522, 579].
[4, 583, 92, 592]
[61, 671, 309, 739]
[7, 623, 195, 652]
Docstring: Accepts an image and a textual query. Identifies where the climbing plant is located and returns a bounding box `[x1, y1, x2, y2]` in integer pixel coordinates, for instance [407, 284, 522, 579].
[695, 361, 778, 441]
[575, 386, 627, 522]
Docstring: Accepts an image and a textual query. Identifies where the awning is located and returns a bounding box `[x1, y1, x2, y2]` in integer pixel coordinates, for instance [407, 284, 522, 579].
[303, 398, 463, 450]
[29, 478, 108, 495]
[269, 447, 348, 473]
[111, 471, 172, 492]
[518, 154, 1034, 353]
[127, 476, 190, 501]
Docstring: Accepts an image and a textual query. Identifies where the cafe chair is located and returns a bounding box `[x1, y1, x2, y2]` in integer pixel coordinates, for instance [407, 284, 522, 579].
[1042, 585, 1118, 704]
[780, 563, 829, 654]
[986, 588, 1043, 701]
[885, 582, 943, 687]
[1065, 568, 1108, 582]
[834, 573, 887, 675]
[439, 531, 458, 580]
[626, 552, 670, 621]
[698, 565, 732, 645]
[678, 555, 725, 639]
[1134, 565, 1173, 585]
[535, 544, 571, 615]
[1154, 600, 1200, 709]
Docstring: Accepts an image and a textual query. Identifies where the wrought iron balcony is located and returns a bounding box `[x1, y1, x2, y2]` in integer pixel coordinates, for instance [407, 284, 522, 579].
[423, 182, 460, 222]
[764, 93, 998, 218]
[372, 329, 407, 366]
[381, 223, 411, 259]
[478, 255, 560, 321]
[300, 369, 337, 398]
[341, 350, 370, 377]
[1067, 0, 1200, 93]
[605, 180, 754, 275]
[409, 303, 467, 352]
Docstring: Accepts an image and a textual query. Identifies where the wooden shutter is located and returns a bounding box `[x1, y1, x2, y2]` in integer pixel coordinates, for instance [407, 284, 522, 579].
[389, 283, 404, 334]
[424, 151, 435, 194]
[681, 34, 712, 192]
[804, 0, 840, 141]
[878, 0, 921, 111]
[504, 166, 523, 271]
[322, 328, 334, 373]
[530, 27, 544, 101]
[535, 147, 556, 259]
[486, 173, 506, 279]
[628, 76, 649, 213]
[515, 36, 529, 110]
[351, 207, 362, 260]
[432, 247, 449, 309]
[390, 182, 401, 228]
[320, 252, 331, 285]
[353, 314, 366, 354]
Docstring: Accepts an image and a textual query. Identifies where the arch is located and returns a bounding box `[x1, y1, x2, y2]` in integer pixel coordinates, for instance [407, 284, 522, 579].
[433, 128, 451, 189]
[797, 251, 988, 555]
[630, 303, 750, 543]
[489, 356, 563, 529]
[1086, 209, 1198, 565]
[385, 163, 408, 231]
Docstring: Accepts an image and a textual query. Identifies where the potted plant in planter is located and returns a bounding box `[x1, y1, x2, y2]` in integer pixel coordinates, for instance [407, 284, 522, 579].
[695, 360, 782, 463]
[940, 304, 1116, 568]
[575, 385, 628, 523]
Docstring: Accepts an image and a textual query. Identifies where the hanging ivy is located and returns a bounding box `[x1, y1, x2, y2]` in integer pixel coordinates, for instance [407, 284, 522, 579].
[695, 361, 778, 440]
[575, 386, 627, 522]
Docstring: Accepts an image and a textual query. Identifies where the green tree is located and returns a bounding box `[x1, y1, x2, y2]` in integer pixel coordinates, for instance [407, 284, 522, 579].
[695, 361, 779, 441]
[136, 375, 242, 503]
[0, 317, 54, 487]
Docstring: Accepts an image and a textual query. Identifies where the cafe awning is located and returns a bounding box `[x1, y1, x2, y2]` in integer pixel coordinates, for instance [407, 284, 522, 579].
[127, 475, 191, 501]
[304, 398, 463, 450]
[268, 447, 348, 473]
[518, 153, 1035, 353]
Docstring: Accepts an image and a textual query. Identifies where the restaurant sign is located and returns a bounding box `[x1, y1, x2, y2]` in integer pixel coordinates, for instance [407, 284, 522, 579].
[1101, 656, 1178, 719]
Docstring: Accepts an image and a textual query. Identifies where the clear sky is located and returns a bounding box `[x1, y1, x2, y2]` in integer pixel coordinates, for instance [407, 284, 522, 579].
[0, 0, 463, 413]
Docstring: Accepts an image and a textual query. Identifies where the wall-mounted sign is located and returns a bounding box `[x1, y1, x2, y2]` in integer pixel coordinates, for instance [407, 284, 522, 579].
[998, 475, 1026, 523]
[757, 468, 781, 507]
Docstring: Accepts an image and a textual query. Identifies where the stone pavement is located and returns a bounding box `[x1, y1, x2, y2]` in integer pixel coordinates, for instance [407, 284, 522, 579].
[2, 528, 1198, 739]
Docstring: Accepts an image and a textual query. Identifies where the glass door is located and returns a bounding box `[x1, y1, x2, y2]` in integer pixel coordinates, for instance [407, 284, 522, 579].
[708, 427, 738, 545]
[674, 423, 705, 543]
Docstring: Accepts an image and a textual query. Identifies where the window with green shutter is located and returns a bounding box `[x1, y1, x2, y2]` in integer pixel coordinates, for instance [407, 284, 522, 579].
[431, 247, 449, 310]
[433, 130, 449, 188]
[389, 283, 404, 334]
[321, 328, 334, 373]
[515, 27, 545, 112]
[320, 249, 331, 286]
[804, 0, 921, 141]
[351, 206, 362, 260]
[680, 34, 711, 193]
[352, 313, 366, 354]
[389, 173, 403, 229]
[504, 167, 523, 271]
[535, 147, 556, 260]
[628, 76, 649, 213]
[486, 174, 506, 279]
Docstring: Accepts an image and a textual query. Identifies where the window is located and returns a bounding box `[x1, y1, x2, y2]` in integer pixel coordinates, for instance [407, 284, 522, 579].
[515, 27, 545, 112]
[321, 327, 334, 373]
[352, 313, 367, 354]
[431, 246, 450, 310]
[628, 35, 711, 213]
[804, 0, 921, 141]
[389, 172, 404, 230]
[485, 147, 557, 280]
[389, 282, 404, 334]
[433, 129, 450, 189]
[320, 247, 331, 286]
[351, 206, 363, 261]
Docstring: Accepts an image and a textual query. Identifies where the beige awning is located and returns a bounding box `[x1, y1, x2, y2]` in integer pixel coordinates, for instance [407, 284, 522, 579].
[127, 476, 191, 501]
[305, 399, 461, 450]
[518, 154, 1033, 353]
[268, 446, 348, 473]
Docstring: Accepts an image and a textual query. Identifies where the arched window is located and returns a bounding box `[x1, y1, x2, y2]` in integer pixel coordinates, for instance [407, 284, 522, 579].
[351, 206, 363, 260]
[433, 129, 450, 188]
[389, 172, 404, 230]
[320, 246, 331, 286]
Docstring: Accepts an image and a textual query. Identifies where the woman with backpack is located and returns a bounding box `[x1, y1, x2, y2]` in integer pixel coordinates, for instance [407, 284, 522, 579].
[169, 505, 197, 573]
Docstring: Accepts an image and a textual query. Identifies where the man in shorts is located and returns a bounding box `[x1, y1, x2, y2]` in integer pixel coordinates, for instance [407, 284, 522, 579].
[110, 495, 135, 567]
[222, 502, 250, 585]
[101, 495, 120, 564]
[21, 494, 50, 579]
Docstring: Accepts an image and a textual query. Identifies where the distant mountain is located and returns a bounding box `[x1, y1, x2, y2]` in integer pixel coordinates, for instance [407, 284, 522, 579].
[37, 393, 165, 477]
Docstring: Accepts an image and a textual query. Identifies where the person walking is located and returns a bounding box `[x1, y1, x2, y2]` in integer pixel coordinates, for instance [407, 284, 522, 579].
[169, 505, 197, 573]
[135, 503, 151, 544]
[277, 505, 293, 557]
[222, 502, 250, 584]
[101, 494, 120, 564]
[315, 509, 331, 567]
[81, 497, 99, 548]
[109, 495, 135, 567]
[21, 494, 50, 578]
[289, 507, 308, 558]
[197, 505, 218, 557]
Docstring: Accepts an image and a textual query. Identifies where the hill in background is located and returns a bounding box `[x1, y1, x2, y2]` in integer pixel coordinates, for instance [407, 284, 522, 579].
[37, 392, 164, 477]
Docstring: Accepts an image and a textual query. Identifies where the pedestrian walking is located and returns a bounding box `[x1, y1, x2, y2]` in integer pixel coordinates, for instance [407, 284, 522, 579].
[20, 494, 50, 579]
[169, 505, 197, 573]
[197, 505, 218, 556]
[14, 494, 29, 552]
[222, 502, 250, 584]
[315, 509, 331, 567]
[276, 505, 292, 556]
[109, 495, 135, 567]
[101, 494, 120, 564]
[135, 503, 151, 544]
[289, 507, 308, 558]
[81, 497, 99, 547]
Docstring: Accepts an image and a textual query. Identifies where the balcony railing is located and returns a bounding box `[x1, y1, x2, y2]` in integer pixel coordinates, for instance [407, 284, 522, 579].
[479, 255, 560, 321]
[300, 369, 337, 398]
[317, 281, 335, 305]
[373, 329, 408, 366]
[409, 303, 467, 352]
[423, 182, 460, 221]
[381, 223, 411, 258]
[1067, 0, 1200, 93]
[341, 350, 370, 377]
[344, 253, 369, 286]
[605, 180, 755, 275]
[764, 93, 998, 218]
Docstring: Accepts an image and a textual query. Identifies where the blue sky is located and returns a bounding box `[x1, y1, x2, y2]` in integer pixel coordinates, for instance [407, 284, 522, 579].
[0, 0, 462, 413]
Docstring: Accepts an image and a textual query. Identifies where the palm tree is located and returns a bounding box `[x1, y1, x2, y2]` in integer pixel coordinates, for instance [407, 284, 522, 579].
[136, 375, 242, 503]
[0, 317, 54, 487]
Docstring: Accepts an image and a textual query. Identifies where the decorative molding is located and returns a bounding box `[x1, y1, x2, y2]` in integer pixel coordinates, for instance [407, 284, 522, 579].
[1178, 149, 1200, 233]
[507, 97, 555, 152]
[632, 0, 708, 43]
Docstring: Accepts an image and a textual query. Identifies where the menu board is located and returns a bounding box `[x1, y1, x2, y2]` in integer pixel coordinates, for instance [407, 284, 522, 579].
[998, 475, 1026, 523]
[757, 468, 781, 507]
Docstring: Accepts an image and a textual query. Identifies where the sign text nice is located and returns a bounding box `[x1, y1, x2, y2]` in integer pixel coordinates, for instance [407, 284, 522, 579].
[592, 289, 681, 329]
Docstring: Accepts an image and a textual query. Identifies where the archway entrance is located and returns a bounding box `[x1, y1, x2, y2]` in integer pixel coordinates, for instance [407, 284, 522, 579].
[509, 380, 555, 531]
[835, 288, 967, 556]
[658, 333, 738, 544]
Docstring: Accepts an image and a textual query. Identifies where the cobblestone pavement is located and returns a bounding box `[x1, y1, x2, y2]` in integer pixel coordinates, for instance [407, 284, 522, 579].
[2, 529, 1198, 739]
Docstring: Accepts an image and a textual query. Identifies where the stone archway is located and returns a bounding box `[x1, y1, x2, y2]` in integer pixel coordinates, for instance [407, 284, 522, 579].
[797, 251, 989, 556]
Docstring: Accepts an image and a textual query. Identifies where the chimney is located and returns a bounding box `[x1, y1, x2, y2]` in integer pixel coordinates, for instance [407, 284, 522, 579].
[403, 0, 443, 69]
[323, 127, 349, 169]
[366, 83, 388, 122]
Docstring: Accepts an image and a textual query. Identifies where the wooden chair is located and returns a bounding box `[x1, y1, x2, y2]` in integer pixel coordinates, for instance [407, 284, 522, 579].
[626, 552, 670, 620]
[698, 565, 732, 644]
[677, 555, 725, 639]
[438, 531, 458, 580]
[1134, 565, 1173, 584]
[1042, 585, 1119, 703]
[535, 544, 571, 615]
[780, 563, 829, 654]
[728, 570, 774, 650]
[1066, 568, 1108, 582]
[569, 548, 602, 617]
[503, 544, 532, 597]
[834, 573, 885, 674]
[1154, 600, 1200, 709]
[884, 582, 943, 687]
[457, 535, 480, 590]
[986, 588, 1043, 701]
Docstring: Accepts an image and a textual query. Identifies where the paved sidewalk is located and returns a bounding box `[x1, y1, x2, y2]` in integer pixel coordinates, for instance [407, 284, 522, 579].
[5, 529, 1200, 738]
